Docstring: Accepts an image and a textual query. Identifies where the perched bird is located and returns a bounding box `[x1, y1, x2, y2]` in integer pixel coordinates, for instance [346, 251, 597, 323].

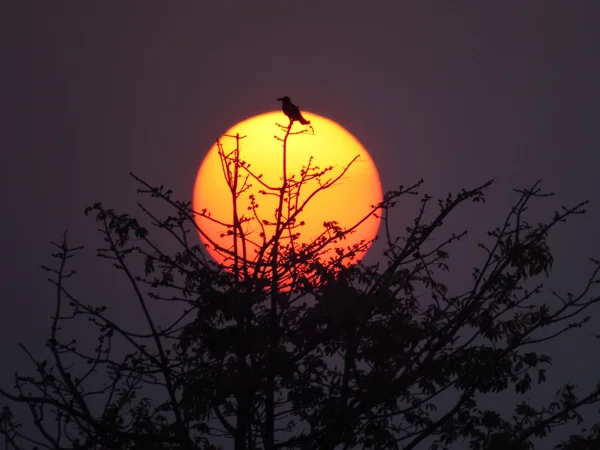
[276, 96, 310, 125]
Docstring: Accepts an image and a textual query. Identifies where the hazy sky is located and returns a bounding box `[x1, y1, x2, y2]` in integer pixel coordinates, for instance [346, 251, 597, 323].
[2, 2, 600, 445]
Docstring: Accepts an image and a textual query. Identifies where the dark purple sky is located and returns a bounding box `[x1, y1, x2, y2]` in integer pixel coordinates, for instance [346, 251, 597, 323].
[2, 2, 600, 444]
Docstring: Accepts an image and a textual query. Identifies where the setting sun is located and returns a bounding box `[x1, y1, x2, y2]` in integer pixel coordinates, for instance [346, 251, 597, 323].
[193, 111, 383, 269]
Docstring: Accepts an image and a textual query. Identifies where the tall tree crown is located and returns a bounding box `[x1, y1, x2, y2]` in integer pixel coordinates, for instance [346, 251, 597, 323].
[1, 117, 599, 450]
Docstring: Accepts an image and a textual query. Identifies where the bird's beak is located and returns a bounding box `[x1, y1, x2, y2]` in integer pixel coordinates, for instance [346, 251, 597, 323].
[276, 98, 283, 101]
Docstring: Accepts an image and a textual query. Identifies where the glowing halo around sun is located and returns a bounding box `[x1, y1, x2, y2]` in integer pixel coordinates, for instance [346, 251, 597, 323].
[193, 111, 383, 271]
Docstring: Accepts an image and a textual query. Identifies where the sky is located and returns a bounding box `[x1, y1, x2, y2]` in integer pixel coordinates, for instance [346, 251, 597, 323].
[2, 1, 600, 445]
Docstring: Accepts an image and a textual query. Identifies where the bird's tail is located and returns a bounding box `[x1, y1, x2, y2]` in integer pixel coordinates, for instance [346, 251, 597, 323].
[299, 116, 311, 125]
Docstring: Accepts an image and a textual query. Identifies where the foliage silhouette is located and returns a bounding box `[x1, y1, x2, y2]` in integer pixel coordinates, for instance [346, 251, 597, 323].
[1, 118, 600, 450]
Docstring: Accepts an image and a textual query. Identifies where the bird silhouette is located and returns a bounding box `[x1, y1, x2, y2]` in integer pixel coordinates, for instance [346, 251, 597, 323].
[276, 96, 310, 125]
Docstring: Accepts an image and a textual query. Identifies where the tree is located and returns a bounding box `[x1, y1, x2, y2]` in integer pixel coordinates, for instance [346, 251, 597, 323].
[1, 118, 599, 450]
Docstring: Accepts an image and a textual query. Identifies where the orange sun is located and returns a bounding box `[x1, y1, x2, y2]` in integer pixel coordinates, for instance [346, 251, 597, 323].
[193, 111, 383, 270]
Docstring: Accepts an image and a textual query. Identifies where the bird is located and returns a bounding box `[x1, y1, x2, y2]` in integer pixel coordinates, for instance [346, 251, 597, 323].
[276, 96, 310, 125]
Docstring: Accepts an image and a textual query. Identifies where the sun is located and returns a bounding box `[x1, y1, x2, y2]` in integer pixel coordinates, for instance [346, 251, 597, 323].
[193, 111, 383, 271]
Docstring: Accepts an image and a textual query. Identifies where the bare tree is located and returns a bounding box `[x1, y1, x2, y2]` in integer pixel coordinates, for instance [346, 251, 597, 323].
[1, 118, 599, 450]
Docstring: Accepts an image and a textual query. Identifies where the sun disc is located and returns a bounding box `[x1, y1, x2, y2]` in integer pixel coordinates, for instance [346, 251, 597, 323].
[193, 111, 382, 271]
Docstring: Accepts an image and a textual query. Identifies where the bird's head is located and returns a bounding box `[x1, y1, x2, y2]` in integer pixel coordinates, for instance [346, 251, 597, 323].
[276, 96, 291, 103]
